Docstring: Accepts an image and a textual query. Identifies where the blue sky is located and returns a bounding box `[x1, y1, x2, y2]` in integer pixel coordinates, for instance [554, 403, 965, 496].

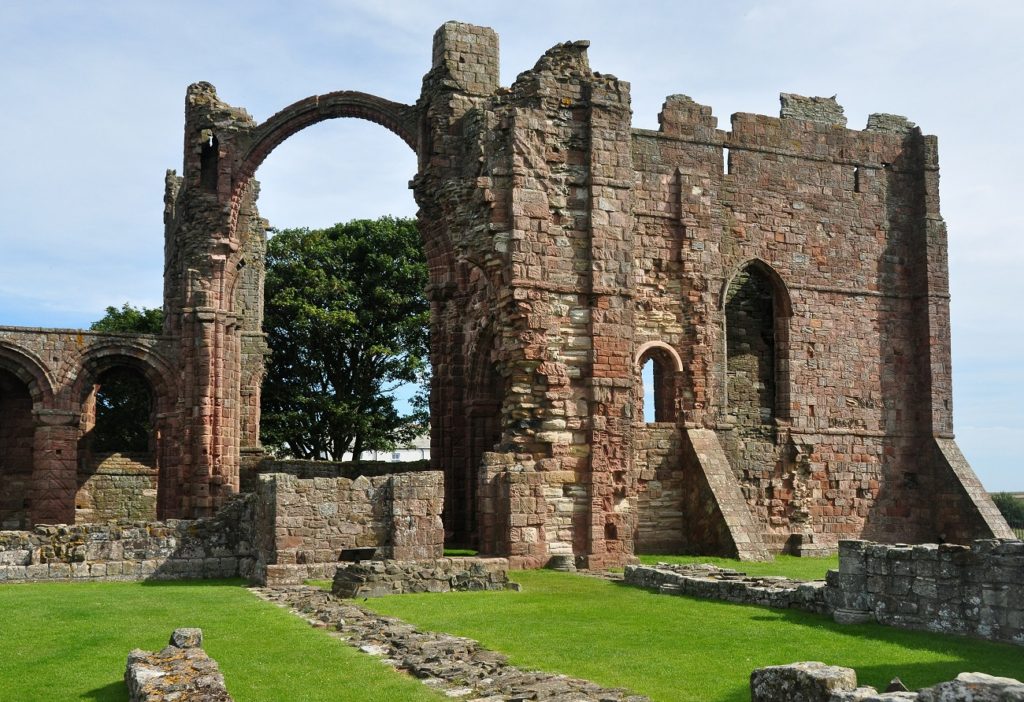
[1, 1, 1021, 489]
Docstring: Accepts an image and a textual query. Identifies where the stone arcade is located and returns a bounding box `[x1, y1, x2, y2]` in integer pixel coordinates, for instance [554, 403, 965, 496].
[0, 22, 1012, 568]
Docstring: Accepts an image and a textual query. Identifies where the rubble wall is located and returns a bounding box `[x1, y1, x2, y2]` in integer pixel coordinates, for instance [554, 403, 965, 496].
[0, 495, 255, 582]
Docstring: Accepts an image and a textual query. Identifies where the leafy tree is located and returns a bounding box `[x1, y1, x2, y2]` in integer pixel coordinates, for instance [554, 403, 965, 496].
[90, 303, 163, 335]
[261, 217, 429, 459]
[90, 368, 152, 453]
[87, 304, 158, 454]
[991, 492, 1024, 527]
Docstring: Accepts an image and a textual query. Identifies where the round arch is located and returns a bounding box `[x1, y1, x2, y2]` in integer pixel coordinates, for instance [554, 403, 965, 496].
[635, 341, 683, 424]
[635, 341, 684, 373]
[0, 341, 56, 405]
[69, 342, 176, 407]
[236, 90, 418, 194]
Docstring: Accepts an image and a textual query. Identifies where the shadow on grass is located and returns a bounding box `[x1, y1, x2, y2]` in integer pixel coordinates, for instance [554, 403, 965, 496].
[82, 680, 127, 702]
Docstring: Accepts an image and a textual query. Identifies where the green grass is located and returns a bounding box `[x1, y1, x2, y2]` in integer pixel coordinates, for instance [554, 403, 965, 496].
[366, 570, 1024, 702]
[443, 548, 479, 557]
[0, 580, 444, 702]
[637, 553, 839, 580]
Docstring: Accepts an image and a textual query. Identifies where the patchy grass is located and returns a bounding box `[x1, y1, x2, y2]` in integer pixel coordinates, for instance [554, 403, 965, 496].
[366, 569, 1024, 702]
[0, 580, 443, 702]
[443, 548, 479, 557]
[636, 553, 839, 580]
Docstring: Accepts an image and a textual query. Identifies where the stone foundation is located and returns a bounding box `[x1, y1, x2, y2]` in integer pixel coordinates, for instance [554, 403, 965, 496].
[750, 662, 1024, 702]
[256, 586, 650, 701]
[624, 562, 828, 614]
[331, 558, 509, 598]
[125, 628, 232, 702]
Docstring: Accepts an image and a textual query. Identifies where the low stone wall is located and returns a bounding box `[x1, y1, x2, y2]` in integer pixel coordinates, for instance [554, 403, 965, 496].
[76, 452, 157, 524]
[253, 471, 444, 586]
[126, 628, 232, 701]
[332, 558, 510, 598]
[627, 539, 1024, 647]
[826, 539, 1024, 645]
[624, 563, 829, 614]
[750, 662, 1024, 701]
[0, 495, 255, 582]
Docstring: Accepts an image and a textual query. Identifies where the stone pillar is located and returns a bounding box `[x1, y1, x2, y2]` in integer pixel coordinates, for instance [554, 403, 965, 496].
[825, 540, 874, 624]
[583, 74, 637, 569]
[30, 409, 80, 525]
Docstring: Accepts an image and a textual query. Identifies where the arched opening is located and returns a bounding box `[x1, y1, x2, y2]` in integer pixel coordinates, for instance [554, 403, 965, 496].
[252, 116, 431, 471]
[636, 343, 681, 424]
[725, 263, 785, 426]
[77, 366, 157, 523]
[632, 341, 684, 554]
[0, 368, 34, 529]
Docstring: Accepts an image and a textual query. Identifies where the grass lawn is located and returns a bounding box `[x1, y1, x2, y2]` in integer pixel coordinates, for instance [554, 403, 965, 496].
[636, 553, 839, 580]
[366, 569, 1024, 702]
[0, 579, 444, 702]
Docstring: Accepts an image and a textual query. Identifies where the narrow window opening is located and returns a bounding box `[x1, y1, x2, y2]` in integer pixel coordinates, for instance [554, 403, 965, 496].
[853, 166, 861, 193]
[725, 266, 776, 426]
[642, 357, 656, 423]
[723, 146, 731, 175]
[200, 133, 219, 193]
[638, 347, 677, 423]
[604, 522, 618, 540]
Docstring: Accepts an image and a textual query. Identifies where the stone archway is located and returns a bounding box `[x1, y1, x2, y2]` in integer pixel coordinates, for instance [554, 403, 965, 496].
[71, 345, 177, 521]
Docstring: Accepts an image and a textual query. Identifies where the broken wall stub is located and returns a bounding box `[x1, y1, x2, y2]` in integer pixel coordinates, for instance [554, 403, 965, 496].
[0, 21, 1011, 568]
[252, 471, 444, 586]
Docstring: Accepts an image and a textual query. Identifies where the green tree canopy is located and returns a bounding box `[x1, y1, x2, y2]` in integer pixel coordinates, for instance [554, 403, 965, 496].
[87, 304, 159, 454]
[261, 217, 429, 459]
[90, 303, 163, 335]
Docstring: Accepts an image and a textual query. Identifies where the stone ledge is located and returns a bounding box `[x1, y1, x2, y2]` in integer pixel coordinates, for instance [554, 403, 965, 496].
[332, 558, 510, 598]
[125, 628, 232, 701]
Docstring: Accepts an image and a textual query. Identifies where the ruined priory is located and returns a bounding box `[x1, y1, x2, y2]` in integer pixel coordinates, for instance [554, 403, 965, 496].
[0, 22, 1012, 568]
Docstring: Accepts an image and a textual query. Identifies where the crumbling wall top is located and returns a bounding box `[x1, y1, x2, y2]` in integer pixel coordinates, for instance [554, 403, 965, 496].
[430, 21, 499, 96]
[779, 92, 847, 127]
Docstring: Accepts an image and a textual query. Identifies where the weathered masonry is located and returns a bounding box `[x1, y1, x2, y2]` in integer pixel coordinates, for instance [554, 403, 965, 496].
[0, 22, 1011, 567]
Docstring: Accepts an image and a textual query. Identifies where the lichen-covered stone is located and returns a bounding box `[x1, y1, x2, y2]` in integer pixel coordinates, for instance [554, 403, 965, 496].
[125, 628, 231, 701]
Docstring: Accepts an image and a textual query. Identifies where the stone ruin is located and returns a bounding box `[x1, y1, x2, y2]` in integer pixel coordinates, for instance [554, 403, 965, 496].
[0, 22, 1013, 569]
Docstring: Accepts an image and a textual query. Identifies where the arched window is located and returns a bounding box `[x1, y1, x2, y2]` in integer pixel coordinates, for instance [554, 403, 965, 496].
[89, 367, 154, 453]
[636, 342, 682, 424]
[77, 366, 157, 523]
[724, 261, 790, 425]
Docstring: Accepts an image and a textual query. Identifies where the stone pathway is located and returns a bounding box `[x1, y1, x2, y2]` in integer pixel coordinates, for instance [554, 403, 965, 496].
[251, 586, 650, 702]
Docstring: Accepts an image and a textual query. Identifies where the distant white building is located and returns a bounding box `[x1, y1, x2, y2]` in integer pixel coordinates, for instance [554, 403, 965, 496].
[339, 434, 430, 463]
